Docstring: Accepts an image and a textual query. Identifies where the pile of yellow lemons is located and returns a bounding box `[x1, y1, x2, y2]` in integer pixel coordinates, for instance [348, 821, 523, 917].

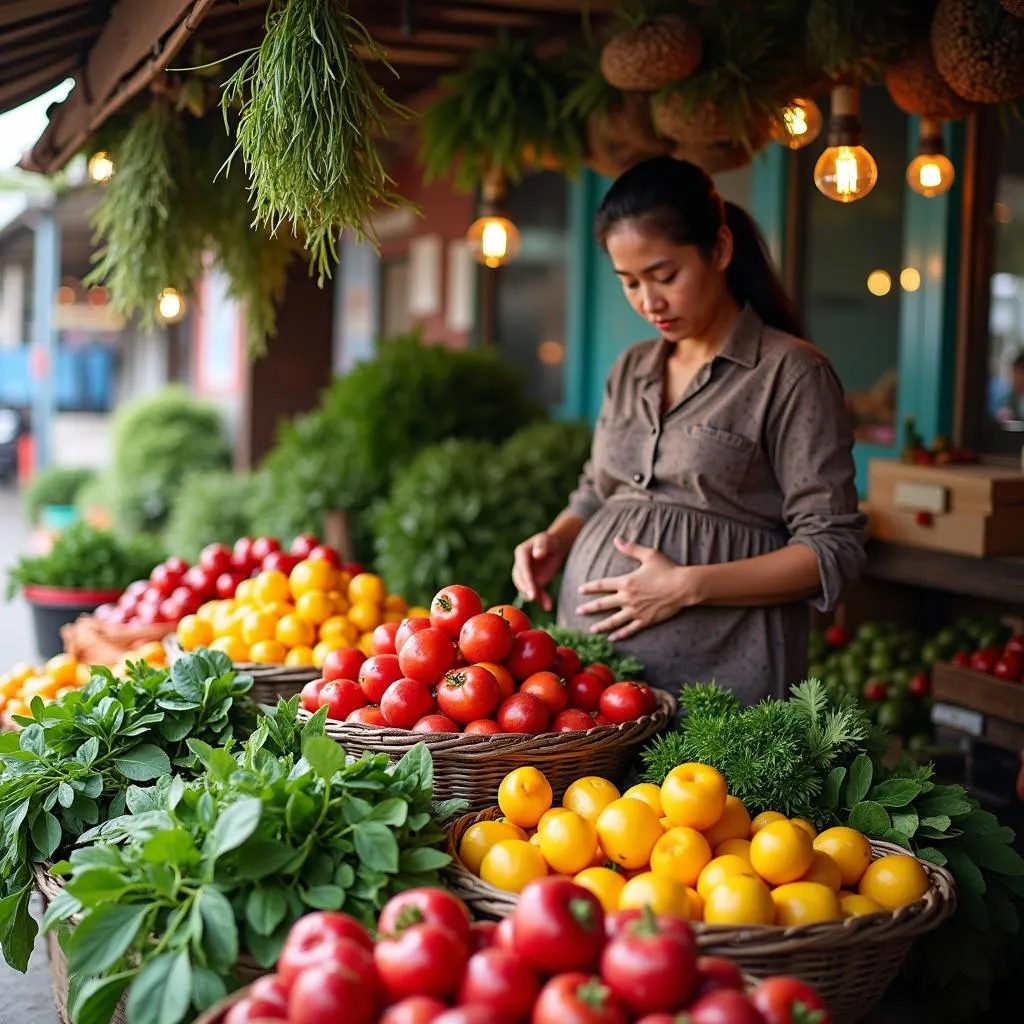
[459, 763, 932, 926]
[176, 561, 420, 666]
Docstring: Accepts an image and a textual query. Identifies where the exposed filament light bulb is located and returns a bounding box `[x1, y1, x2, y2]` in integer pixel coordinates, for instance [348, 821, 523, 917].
[770, 97, 823, 150]
[906, 117, 955, 198]
[813, 85, 878, 204]
[466, 169, 521, 269]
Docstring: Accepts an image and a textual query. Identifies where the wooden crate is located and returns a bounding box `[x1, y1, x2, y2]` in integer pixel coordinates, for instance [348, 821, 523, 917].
[865, 460, 1024, 558]
[932, 662, 1024, 727]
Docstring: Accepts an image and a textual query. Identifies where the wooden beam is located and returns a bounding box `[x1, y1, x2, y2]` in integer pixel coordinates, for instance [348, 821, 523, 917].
[0, 56, 77, 115]
[0, 8, 102, 49]
[1, 23, 98, 65]
[0, 0, 87, 27]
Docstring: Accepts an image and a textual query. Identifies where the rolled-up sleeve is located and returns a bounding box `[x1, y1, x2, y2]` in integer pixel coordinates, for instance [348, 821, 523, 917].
[766, 362, 867, 611]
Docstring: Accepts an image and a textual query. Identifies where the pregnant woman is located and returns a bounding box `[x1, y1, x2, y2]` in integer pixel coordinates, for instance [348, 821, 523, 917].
[512, 156, 866, 704]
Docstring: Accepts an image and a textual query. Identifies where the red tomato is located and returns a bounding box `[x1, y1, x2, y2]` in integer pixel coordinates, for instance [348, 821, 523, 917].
[215, 572, 241, 600]
[464, 718, 502, 735]
[686, 990, 767, 1024]
[372, 621, 401, 655]
[396, 617, 433, 654]
[347, 705, 387, 727]
[693, 957, 746, 998]
[232, 537, 258, 573]
[277, 912, 374, 987]
[511, 878, 605, 974]
[599, 682, 650, 724]
[520, 671, 570, 714]
[164, 555, 189, 577]
[553, 646, 583, 680]
[379, 997, 448, 1024]
[125, 579, 149, 599]
[224, 975, 288, 1022]
[308, 544, 341, 567]
[262, 551, 299, 576]
[378, 887, 471, 943]
[971, 648, 999, 674]
[158, 599, 181, 623]
[600, 913, 698, 1014]
[431, 585, 483, 640]
[374, 922, 468, 1000]
[468, 920, 499, 953]
[458, 948, 540, 1022]
[299, 679, 324, 713]
[459, 613, 515, 663]
[149, 563, 183, 595]
[318, 679, 366, 721]
[569, 672, 607, 712]
[380, 678, 436, 729]
[994, 652, 1022, 681]
[223, 998, 271, 1024]
[950, 651, 971, 668]
[552, 709, 595, 732]
[342, 562, 365, 577]
[322, 647, 367, 683]
[288, 960, 377, 1024]
[604, 910, 692, 944]
[1006, 635, 1024, 656]
[585, 663, 615, 687]
[487, 604, 532, 635]
[358, 654, 404, 704]
[908, 673, 931, 698]
[863, 680, 888, 702]
[433, 1009, 497, 1024]
[183, 566, 218, 598]
[437, 666, 501, 724]
[749, 977, 829, 1024]
[532, 973, 627, 1024]
[289, 533, 320, 559]
[199, 544, 233, 577]
[496, 693, 550, 734]
[170, 586, 201, 616]
[251, 536, 281, 562]
[399, 628, 457, 684]
[504, 629, 557, 680]
[476, 661, 516, 701]
[824, 625, 849, 648]
[494, 916, 516, 952]
[413, 714, 459, 733]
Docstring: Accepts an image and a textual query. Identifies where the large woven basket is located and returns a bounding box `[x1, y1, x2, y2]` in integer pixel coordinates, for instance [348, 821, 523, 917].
[164, 634, 318, 705]
[299, 689, 676, 811]
[443, 811, 956, 1024]
[61, 613, 176, 666]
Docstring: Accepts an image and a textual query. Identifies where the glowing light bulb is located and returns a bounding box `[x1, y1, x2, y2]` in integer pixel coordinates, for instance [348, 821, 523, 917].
[87, 151, 114, 184]
[466, 215, 521, 269]
[770, 97, 823, 150]
[156, 287, 186, 323]
[866, 270, 892, 297]
[814, 144, 878, 203]
[906, 153, 955, 198]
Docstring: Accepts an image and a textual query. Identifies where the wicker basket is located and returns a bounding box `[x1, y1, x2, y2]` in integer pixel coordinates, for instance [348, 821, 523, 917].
[443, 813, 957, 1024]
[164, 635, 318, 705]
[61, 613, 176, 666]
[300, 689, 676, 811]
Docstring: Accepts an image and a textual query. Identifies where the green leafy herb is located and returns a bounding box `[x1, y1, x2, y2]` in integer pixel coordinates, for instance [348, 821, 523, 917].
[543, 626, 646, 682]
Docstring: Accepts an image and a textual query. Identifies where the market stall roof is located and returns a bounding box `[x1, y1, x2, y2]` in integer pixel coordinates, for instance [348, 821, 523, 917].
[4, 0, 615, 176]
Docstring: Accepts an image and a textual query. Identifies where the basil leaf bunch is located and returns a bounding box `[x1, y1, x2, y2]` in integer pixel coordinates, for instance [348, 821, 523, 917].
[48, 710, 461, 1024]
[0, 650, 256, 972]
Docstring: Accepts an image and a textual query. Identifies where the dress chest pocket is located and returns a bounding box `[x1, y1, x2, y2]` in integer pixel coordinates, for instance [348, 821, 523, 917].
[658, 423, 756, 495]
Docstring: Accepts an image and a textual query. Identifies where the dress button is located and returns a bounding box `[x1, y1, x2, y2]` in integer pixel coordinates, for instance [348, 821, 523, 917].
[632, 473, 643, 484]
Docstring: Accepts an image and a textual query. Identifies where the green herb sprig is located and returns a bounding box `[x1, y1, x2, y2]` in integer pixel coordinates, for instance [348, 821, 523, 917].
[0, 651, 255, 973]
[544, 625, 645, 682]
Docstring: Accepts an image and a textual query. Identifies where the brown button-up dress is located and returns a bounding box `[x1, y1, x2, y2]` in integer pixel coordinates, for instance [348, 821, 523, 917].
[557, 305, 867, 705]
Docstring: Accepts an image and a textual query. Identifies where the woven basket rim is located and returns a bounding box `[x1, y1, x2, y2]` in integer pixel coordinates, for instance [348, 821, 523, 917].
[444, 807, 958, 946]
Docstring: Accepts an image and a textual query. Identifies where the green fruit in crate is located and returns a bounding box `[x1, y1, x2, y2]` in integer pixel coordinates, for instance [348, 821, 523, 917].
[890, 667, 911, 691]
[919, 642, 940, 665]
[877, 698, 906, 732]
[869, 652, 893, 675]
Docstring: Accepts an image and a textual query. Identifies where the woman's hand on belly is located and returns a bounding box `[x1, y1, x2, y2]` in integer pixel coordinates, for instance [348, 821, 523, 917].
[575, 536, 700, 642]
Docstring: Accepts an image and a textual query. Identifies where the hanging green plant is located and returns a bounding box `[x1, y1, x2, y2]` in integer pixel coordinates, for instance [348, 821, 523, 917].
[419, 30, 586, 190]
[221, 0, 410, 284]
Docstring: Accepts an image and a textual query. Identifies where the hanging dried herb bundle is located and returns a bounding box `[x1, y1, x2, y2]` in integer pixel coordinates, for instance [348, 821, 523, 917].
[222, 0, 410, 282]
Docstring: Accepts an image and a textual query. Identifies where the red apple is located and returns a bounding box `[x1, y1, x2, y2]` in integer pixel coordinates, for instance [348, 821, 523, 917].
[950, 652, 972, 669]
[908, 673, 930, 699]
[1005, 635, 1024, 656]
[825, 625, 849, 648]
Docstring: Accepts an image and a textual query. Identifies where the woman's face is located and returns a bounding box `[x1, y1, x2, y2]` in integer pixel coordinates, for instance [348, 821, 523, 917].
[605, 219, 733, 343]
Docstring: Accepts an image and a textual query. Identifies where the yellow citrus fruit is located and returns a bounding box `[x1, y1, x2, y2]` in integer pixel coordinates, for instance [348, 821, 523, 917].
[697, 855, 757, 902]
[800, 850, 842, 892]
[248, 639, 288, 665]
[348, 573, 386, 606]
[329, 591, 350, 615]
[715, 838, 753, 864]
[45, 654, 79, 687]
[209, 635, 249, 662]
[290, 559, 339, 599]
[749, 820, 814, 886]
[254, 570, 291, 606]
[562, 777, 621, 823]
[649, 827, 713, 888]
[384, 594, 408, 615]
[0, 675, 21, 699]
[619, 872, 691, 919]
[858, 855, 930, 911]
[356, 633, 375, 656]
[790, 818, 818, 840]
[136, 641, 166, 665]
[750, 811, 787, 836]
[241, 609, 279, 646]
[7, 662, 34, 686]
[383, 611, 405, 624]
[496, 818, 530, 841]
[538, 810, 599, 875]
[498, 767, 553, 828]
[276, 614, 316, 650]
[294, 591, 335, 627]
[573, 867, 627, 914]
[348, 601, 383, 634]
[702, 796, 752, 848]
[479, 839, 548, 893]
[459, 820, 527, 875]
[703, 874, 775, 926]
[813, 827, 873, 888]
[196, 600, 219, 623]
[177, 614, 213, 651]
[622, 783, 664, 817]
[771, 882, 842, 926]
[321, 616, 359, 645]
[596, 798, 664, 870]
[685, 886, 705, 921]
[659, 763, 728, 831]
[234, 579, 256, 603]
[313, 639, 346, 667]
[840, 893, 885, 918]
[537, 808, 571, 830]
[284, 645, 315, 667]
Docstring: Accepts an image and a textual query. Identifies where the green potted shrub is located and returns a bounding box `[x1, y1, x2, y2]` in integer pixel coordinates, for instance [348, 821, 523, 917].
[6, 523, 164, 658]
[22, 465, 96, 530]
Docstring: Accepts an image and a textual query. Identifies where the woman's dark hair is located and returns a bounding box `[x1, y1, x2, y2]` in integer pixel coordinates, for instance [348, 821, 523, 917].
[595, 155, 805, 338]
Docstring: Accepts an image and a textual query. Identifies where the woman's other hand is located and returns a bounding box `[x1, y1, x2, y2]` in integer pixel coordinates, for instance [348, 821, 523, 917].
[512, 531, 568, 612]
[576, 536, 701, 642]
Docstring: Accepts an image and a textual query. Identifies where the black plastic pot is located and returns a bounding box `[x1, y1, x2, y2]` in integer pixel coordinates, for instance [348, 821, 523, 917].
[23, 585, 124, 661]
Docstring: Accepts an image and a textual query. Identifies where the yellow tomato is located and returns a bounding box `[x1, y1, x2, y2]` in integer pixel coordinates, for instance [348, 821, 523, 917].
[715, 838, 753, 864]
[813, 827, 873, 889]
[800, 850, 842, 892]
[619, 872, 690, 919]
[348, 573, 386, 606]
[749, 811, 787, 836]
[320, 616, 359, 646]
[562, 777, 620, 824]
[284, 645, 315, 667]
[295, 591, 335, 627]
[660, 763, 728, 831]
[537, 808, 571, 830]
[136, 641, 166, 665]
[348, 600, 383, 634]
[383, 611, 405, 624]
[241, 609, 279, 646]
[290, 559, 339, 599]
[858, 855, 930, 911]
[573, 867, 626, 914]
[495, 818, 529, 841]
[7, 662, 34, 686]
[356, 633, 376, 657]
[702, 795, 752, 848]
[596, 798, 663, 870]
[45, 654, 79, 687]
[538, 809, 599, 875]
[790, 818, 818, 840]
[696, 855, 757, 902]
[649, 827, 712, 888]
[209, 636, 249, 662]
[704, 874, 775, 926]
[771, 882, 842, 926]
[254, 570, 291, 606]
[479, 840, 548, 893]
[384, 594, 408, 615]
[0, 674, 21, 699]
[685, 886, 705, 921]
[329, 590, 351, 615]
[248, 640, 288, 665]
[622, 783, 664, 817]
[276, 614, 316, 650]
[840, 893, 885, 918]
[234, 579, 256, 604]
[178, 614, 214, 651]
[459, 820, 527, 875]
[265, 601, 295, 620]
[749, 820, 814, 887]
[498, 767, 553, 829]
